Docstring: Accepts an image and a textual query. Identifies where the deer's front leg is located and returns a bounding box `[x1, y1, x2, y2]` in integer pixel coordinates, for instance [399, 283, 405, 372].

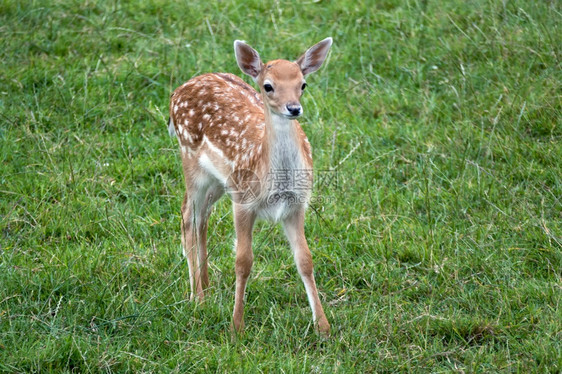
[232, 206, 256, 333]
[283, 209, 330, 336]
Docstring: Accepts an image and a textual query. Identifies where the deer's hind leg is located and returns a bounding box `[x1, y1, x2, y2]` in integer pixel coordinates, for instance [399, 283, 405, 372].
[195, 183, 224, 291]
[181, 193, 203, 301]
[181, 180, 224, 301]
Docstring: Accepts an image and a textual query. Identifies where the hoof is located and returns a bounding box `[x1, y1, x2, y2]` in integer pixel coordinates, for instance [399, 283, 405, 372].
[316, 318, 331, 338]
[230, 320, 245, 341]
[189, 291, 205, 303]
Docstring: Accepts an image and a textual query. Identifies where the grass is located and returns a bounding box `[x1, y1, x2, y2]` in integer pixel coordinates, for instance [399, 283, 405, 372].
[1, 0, 561, 371]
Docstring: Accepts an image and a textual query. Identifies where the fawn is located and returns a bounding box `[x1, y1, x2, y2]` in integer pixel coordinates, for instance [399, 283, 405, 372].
[168, 38, 332, 335]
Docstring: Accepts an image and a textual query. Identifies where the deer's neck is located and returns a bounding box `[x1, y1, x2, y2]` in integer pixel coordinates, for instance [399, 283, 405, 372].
[263, 110, 304, 175]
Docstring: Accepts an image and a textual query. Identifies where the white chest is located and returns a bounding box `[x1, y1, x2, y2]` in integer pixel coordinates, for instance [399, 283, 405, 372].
[255, 119, 312, 221]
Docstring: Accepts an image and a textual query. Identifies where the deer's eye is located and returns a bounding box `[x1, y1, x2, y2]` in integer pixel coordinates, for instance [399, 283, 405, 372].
[301, 83, 307, 91]
[264, 83, 274, 92]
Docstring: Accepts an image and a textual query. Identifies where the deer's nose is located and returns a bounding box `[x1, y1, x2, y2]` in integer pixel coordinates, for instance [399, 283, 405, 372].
[286, 104, 302, 117]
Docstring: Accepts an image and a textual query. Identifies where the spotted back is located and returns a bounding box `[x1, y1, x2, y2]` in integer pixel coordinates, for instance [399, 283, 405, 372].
[169, 73, 267, 170]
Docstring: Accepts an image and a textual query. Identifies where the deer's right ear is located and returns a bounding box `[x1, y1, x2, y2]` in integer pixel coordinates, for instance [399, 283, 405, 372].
[296, 37, 333, 76]
[234, 40, 262, 81]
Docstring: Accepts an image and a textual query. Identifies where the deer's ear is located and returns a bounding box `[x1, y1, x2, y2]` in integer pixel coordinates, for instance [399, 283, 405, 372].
[296, 37, 333, 76]
[234, 40, 263, 80]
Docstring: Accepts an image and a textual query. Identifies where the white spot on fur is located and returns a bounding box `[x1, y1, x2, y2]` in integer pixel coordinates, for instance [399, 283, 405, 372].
[203, 135, 234, 168]
[198, 153, 227, 185]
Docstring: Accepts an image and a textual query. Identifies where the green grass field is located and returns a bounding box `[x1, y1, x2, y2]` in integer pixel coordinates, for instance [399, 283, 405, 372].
[1, 0, 561, 372]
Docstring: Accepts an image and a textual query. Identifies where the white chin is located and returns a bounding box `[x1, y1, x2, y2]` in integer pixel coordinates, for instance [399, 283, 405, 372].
[283, 113, 301, 119]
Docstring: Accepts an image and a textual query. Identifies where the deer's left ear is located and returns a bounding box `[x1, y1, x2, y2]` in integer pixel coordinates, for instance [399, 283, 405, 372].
[234, 40, 263, 81]
[296, 37, 333, 76]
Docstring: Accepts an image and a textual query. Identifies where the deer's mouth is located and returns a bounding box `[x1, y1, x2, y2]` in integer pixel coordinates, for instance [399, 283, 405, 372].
[285, 114, 302, 120]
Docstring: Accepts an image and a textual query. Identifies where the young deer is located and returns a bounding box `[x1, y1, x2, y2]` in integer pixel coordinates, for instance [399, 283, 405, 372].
[168, 38, 333, 335]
